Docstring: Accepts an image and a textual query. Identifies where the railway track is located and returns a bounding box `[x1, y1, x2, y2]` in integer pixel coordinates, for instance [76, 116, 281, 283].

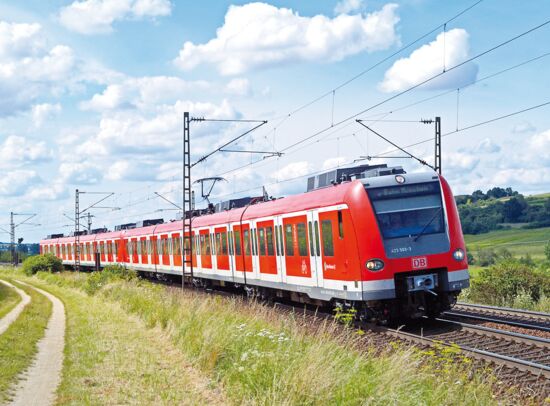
[443, 302, 550, 333]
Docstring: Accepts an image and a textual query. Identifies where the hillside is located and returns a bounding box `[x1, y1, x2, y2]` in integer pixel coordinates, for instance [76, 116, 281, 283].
[455, 188, 550, 234]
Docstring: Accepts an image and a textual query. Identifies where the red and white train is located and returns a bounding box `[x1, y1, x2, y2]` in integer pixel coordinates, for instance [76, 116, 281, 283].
[40, 165, 469, 320]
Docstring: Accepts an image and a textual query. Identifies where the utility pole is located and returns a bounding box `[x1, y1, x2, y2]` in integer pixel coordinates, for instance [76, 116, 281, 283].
[8, 212, 37, 266]
[73, 190, 116, 272]
[87, 213, 93, 232]
[10, 212, 14, 266]
[435, 116, 442, 174]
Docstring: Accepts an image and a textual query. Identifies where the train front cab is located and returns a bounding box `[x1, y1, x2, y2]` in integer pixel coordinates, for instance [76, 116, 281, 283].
[359, 173, 469, 320]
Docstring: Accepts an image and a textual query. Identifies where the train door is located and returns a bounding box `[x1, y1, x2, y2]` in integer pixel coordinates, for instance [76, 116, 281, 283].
[250, 222, 260, 280]
[195, 231, 202, 268]
[99, 241, 105, 262]
[257, 220, 277, 276]
[150, 236, 158, 269]
[233, 223, 252, 277]
[199, 229, 212, 270]
[140, 237, 148, 265]
[172, 233, 182, 269]
[160, 234, 170, 267]
[106, 240, 113, 262]
[307, 211, 324, 288]
[282, 215, 312, 281]
[227, 224, 235, 280]
[273, 217, 286, 283]
[318, 209, 350, 283]
[214, 227, 229, 271]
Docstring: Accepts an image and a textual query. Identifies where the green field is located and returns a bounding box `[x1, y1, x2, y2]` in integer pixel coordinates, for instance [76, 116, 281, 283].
[464, 226, 550, 260]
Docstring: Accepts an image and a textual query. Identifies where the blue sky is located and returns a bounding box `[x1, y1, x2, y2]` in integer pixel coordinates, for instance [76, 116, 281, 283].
[0, 0, 549, 242]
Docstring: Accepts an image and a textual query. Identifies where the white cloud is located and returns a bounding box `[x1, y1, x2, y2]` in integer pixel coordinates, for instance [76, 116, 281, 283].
[334, 0, 364, 15]
[528, 129, 550, 164]
[26, 182, 69, 201]
[31, 103, 62, 128]
[80, 76, 210, 112]
[59, 162, 103, 185]
[271, 161, 312, 181]
[445, 151, 480, 173]
[0, 170, 41, 196]
[59, 0, 172, 35]
[512, 121, 536, 134]
[174, 2, 400, 75]
[379, 28, 478, 92]
[474, 138, 500, 154]
[322, 156, 348, 169]
[0, 135, 53, 169]
[225, 78, 251, 96]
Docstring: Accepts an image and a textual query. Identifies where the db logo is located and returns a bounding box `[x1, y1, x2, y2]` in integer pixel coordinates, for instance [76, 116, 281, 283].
[412, 257, 428, 269]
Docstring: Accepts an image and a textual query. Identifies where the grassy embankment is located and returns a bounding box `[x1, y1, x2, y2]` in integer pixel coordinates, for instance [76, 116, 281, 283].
[2, 267, 501, 405]
[0, 281, 21, 319]
[0, 277, 52, 403]
[0, 268, 225, 405]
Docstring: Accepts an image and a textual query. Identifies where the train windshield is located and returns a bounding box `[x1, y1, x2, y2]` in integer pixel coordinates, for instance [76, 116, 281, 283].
[367, 182, 444, 240]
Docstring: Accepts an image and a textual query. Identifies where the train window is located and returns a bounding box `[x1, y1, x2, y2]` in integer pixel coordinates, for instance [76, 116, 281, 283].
[257, 228, 265, 256]
[234, 230, 242, 255]
[205, 234, 211, 255]
[107, 242, 112, 255]
[266, 227, 274, 256]
[284, 225, 294, 256]
[297, 223, 308, 256]
[321, 220, 334, 257]
[164, 239, 170, 256]
[221, 232, 228, 255]
[278, 226, 284, 256]
[308, 221, 315, 256]
[243, 230, 251, 255]
[250, 228, 255, 255]
[211, 234, 216, 255]
[113, 242, 117, 257]
[228, 231, 233, 255]
[173, 237, 180, 256]
[314, 221, 320, 256]
[274, 225, 280, 256]
[215, 233, 221, 255]
[338, 210, 344, 239]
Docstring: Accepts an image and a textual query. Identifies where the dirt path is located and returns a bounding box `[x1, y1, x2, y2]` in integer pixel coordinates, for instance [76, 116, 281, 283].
[0, 280, 30, 335]
[9, 281, 65, 406]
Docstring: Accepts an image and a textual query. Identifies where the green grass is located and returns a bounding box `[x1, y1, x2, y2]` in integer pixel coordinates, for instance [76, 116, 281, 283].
[25, 270, 500, 405]
[0, 281, 21, 319]
[465, 227, 550, 260]
[0, 278, 52, 403]
[0, 270, 225, 405]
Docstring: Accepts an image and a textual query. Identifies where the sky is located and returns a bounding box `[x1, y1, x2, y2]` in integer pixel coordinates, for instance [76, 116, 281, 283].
[0, 0, 549, 242]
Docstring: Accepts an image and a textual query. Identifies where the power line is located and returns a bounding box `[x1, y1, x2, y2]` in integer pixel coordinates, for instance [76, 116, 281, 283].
[208, 19, 550, 180]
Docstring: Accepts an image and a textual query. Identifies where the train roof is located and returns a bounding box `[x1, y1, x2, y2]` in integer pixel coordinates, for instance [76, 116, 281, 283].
[41, 171, 443, 243]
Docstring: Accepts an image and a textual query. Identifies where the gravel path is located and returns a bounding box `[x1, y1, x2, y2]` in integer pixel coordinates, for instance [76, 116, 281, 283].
[9, 281, 65, 406]
[0, 280, 30, 335]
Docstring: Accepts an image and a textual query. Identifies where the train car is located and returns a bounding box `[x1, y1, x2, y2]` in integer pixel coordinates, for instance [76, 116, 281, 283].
[40, 165, 469, 321]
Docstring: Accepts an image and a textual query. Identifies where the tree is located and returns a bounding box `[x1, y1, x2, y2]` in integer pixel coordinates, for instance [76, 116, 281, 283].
[502, 197, 526, 222]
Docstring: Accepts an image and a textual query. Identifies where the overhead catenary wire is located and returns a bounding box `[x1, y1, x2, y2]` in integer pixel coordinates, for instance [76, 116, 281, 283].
[208, 20, 550, 180]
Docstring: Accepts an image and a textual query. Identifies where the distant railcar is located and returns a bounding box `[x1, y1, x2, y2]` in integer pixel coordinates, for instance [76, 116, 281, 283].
[40, 167, 469, 321]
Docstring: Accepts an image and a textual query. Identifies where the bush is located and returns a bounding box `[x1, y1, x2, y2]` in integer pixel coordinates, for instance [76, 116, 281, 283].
[83, 265, 137, 296]
[22, 254, 63, 276]
[468, 259, 550, 306]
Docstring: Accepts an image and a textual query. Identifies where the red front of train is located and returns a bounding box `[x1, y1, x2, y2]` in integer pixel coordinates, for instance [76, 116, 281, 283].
[342, 171, 469, 320]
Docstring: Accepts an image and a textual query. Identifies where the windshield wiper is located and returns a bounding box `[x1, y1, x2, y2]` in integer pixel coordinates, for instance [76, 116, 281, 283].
[413, 207, 442, 242]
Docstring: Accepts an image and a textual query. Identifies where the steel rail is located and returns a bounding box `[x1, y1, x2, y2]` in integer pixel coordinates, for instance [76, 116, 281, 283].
[384, 328, 550, 378]
[444, 310, 550, 333]
[456, 302, 550, 318]
[435, 317, 550, 345]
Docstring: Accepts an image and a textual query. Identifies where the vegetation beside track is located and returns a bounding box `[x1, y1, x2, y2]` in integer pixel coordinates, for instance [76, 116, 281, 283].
[0, 268, 226, 405]
[0, 280, 21, 319]
[3, 267, 501, 405]
[0, 278, 52, 403]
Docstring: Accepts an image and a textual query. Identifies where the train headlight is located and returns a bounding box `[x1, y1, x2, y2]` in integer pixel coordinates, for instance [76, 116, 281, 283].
[366, 259, 384, 271]
[452, 248, 465, 261]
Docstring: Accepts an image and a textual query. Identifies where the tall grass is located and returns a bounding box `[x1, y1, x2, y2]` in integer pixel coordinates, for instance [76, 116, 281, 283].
[33, 271, 498, 405]
[0, 281, 20, 319]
